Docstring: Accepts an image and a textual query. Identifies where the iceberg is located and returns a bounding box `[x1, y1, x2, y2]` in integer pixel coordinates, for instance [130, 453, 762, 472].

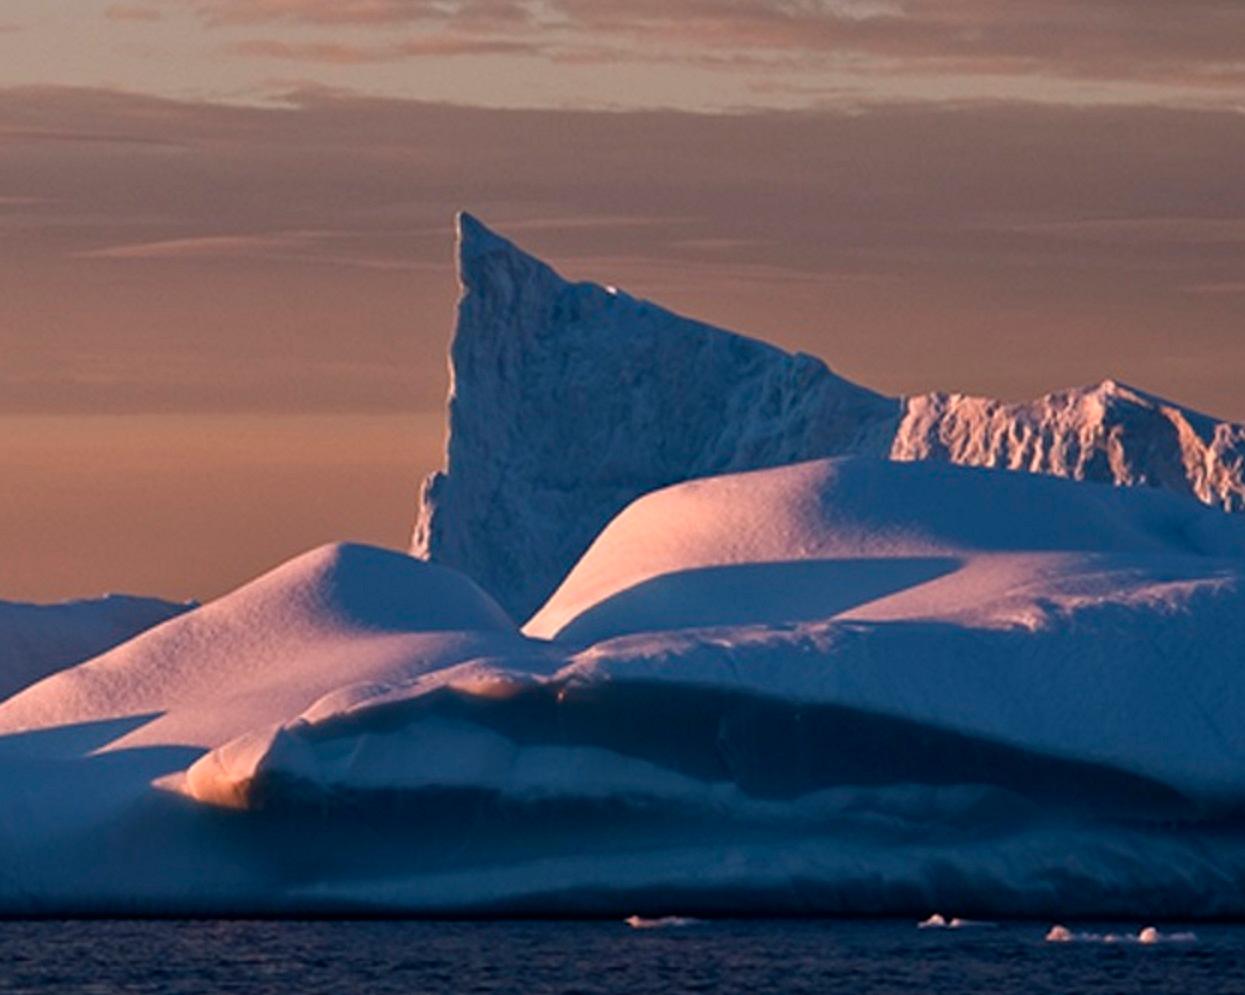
[4, 214, 1245, 918]
[415, 214, 1245, 620]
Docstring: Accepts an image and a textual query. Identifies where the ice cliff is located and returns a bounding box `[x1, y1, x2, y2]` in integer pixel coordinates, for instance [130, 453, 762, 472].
[415, 214, 1245, 620]
[412, 214, 900, 622]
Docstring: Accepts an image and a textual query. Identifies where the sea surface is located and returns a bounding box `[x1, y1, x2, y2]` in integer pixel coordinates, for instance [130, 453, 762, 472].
[0, 918, 1241, 994]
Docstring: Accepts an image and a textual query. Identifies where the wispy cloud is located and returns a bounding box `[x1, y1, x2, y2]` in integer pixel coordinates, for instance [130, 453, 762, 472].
[194, 0, 533, 28]
[1001, 217, 1245, 245]
[5, 85, 1245, 417]
[77, 230, 433, 270]
[1183, 280, 1245, 296]
[105, 4, 165, 21]
[232, 35, 543, 63]
[185, 0, 1245, 94]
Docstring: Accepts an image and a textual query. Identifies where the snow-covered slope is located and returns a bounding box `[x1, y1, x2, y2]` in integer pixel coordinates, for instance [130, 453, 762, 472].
[414, 214, 1245, 620]
[0, 543, 529, 750]
[525, 456, 1245, 643]
[0, 594, 190, 702]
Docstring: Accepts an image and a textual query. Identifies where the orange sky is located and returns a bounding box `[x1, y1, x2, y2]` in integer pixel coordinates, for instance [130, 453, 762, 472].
[2, 3, 1244, 601]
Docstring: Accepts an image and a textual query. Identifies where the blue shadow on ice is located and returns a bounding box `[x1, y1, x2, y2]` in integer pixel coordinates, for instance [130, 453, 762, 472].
[553, 557, 963, 642]
[0, 713, 166, 760]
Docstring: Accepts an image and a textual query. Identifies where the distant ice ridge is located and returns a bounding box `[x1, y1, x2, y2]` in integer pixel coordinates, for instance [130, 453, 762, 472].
[895, 383, 1245, 512]
[414, 213, 1245, 619]
[0, 594, 190, 700]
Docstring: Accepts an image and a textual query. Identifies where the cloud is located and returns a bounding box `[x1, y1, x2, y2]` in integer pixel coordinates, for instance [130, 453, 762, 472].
[1184, 281, 1245, 296]
[1003, 217, 1245, 245]
[3, 85, 1244, 421]
[194, 0, 532, 28]
[231, 35, 543, 63]
[76, 230, 441, 270]
[105, 4, 164, 20]
[185, 0, 1245, 93]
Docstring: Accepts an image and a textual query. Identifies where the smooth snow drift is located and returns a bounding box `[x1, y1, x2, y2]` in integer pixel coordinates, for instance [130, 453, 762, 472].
[414, 214, 1245, 619]
[0, 543, 527, 750]
[0, 594, 190, 701]
[526, 456, 1245, 643]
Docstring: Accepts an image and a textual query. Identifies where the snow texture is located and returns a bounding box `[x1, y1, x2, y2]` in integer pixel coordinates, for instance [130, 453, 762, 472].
[0, 543, 526, 750]
[414, 214, 1245, 620]
[0, 594, 190, 700]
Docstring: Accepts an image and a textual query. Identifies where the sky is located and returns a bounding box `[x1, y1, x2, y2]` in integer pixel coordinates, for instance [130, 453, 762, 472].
[2, 1, 1244, 601]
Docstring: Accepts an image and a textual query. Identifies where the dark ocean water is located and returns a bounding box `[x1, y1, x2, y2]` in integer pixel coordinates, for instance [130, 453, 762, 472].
[0, 918, 1241, 995]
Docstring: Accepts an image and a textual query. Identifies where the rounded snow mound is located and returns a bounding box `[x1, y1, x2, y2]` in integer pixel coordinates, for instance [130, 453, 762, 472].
[0, 543, 522, 750]
[526, 456, 1245, 640]
[210, 541, 515, 634]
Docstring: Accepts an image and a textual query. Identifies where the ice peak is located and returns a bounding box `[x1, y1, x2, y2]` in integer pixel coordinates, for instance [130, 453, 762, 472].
[454, 211, 559, 297]
[455, 211, 512, 261]
[1087, 377, 1142, 401]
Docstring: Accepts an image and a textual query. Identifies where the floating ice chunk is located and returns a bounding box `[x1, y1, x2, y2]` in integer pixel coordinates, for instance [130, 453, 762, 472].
[1046, 925, 1196, 944]
[625, 916, 701, 930]
[920, 914, 994, 930]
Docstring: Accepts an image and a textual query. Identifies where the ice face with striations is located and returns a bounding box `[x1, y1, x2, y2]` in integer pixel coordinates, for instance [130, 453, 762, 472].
[413, 213, 900, 622]
[414, 214, 1245, 620]
[894, 381, 1245, 511]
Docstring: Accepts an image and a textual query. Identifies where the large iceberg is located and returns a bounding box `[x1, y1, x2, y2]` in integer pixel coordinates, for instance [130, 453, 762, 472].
[415, 214, 1245, 620]
[4, 213, 1245, 917]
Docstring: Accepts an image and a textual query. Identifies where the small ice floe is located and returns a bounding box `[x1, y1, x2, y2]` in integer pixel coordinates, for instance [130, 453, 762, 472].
[1046, 925, 1197, 944]
[918, 914, 995, 930]
[625, 915, 701, 930]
